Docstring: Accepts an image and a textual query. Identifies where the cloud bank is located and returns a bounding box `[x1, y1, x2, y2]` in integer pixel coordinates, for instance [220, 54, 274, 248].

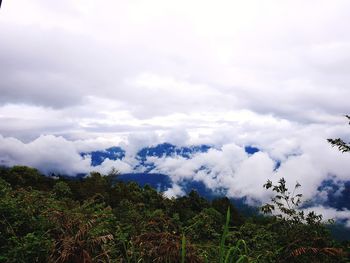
[1, 0, 350, 140]
[0, 118, 350, 224]
[0, 1, 350, 224]
[1, 120, 349, 200]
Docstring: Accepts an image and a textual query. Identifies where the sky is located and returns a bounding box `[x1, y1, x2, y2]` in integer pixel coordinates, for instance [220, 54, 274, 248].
[1, 0, 350, 223]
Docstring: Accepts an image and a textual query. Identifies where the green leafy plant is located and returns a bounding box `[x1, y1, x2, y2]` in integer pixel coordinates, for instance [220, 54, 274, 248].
[181, 234, 186, 263]
[261, 178, 320, 225]
[219, 207, 230, 263]
[0, 165, 348, 262]
[328, 115, 350, 153]
[218, 208, 251, 263]
[261, 178, 345, 262]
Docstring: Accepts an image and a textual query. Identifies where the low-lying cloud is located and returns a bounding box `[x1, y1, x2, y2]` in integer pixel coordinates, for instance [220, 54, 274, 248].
[1, 119, 349, 201]
[1, 117, 350, 224]
[1, 0, 350, 225]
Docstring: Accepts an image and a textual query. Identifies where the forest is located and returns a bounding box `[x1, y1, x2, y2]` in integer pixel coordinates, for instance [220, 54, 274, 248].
[0, 165, 349, 262]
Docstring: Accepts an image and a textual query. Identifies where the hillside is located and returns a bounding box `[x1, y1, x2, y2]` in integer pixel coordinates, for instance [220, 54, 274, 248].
[0, 165, 348, 262]
[80, 143, 350, 212]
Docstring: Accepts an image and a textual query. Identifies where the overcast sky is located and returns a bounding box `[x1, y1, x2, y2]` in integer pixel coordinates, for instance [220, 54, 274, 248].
[1, 0, 350, 222]
[1, 0, 350, 140]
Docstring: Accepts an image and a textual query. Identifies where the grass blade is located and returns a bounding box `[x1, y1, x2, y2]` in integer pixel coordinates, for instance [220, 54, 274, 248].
[219, 207, 231, 263]
[181, 234, 186, 263]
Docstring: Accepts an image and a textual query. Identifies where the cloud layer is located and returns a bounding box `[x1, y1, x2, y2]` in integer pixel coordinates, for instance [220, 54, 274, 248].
[1, 1, 350, 141]
[0, 121, 350, 224]
[1, 1, 350, 224]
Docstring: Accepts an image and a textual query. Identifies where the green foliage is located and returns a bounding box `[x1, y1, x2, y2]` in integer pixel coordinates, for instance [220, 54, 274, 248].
[52, 181, 72, 199]
[0, 178, 54, 262]
[181, 234, 186, 263]
[230, 221, 280, 261]
[328, 115, 350, 153]
[185, 208, 223, 242]
[261, 178, 321, 225]
[0, 166, 348, 262]
[212, 197, 244, 226]
[170, 190, 210, 223]
[48, 201, 115, 263]
[219, 207, 230, 263]
[261, 178, 345, 262]
[4, 232, 52, 263]
[0, 166, 53, 191]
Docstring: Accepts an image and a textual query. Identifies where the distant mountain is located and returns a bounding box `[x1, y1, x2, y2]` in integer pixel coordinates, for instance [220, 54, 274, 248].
[114, 172, 259, 217]
[82, 143, 261, 168]
[80, 143, 350, 224]
[81, 142, 212, 167]
[135, 143, 212, 172]
[117, 173, 172, 192]
[314, 179, 350, 210]
[80, 142, 260, 215]
[80, 143, 277, 201]
[136, 143, 211, 161]
[244, 146, 260, 155]
[81, 146, 125, 166]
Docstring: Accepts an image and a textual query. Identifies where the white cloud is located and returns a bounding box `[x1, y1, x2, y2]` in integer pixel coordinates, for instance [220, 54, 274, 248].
[92, 158, 134, 175]
[164, 184, 185, 198]
[0, 125, 350, 223]
[302, 206, 350, 227]
[1, 1, 350, 126]
[0, 135, 91, 175]
[0, 0, 350, 224]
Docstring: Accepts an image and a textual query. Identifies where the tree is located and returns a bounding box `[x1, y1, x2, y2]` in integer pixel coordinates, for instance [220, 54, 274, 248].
[212, 197, 244, 226]
[0, 178, 53, 262]
[53, 181, 72, 199]
[48, 199, 115, 263]
[185, 208, 223, 242]
[328, 115, 350, 153]
[261, 178, 344, 262]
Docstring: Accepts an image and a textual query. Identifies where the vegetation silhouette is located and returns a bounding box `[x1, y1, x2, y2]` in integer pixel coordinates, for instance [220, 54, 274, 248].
[0, 164, 348, 262]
